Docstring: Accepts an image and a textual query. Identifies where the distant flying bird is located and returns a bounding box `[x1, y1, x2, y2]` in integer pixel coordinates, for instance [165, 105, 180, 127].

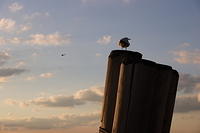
[118, 37, 131, 50]
[61, 53, 66, 56]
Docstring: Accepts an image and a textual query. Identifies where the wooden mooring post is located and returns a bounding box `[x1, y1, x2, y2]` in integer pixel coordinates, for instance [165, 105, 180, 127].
[99, 50, 179, 133]
[99, 50, 142, 133]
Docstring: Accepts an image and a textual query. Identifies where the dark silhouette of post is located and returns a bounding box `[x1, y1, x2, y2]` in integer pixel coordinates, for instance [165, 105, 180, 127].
[125, 59, 158, 133]
[161, 70, 179, 133]
[99, 50, 179, 133]
[112, 52, 142, 133]
[148, 64, 173, 133]
[99, 51, 123, 133]
[99, 50, 142, 133]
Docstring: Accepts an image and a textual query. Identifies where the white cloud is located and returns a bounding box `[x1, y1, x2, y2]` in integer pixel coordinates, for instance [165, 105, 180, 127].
[0, 32, 70, 46]
[25, 76, 36, 81]
[0, 77, 8, 83]
[25, 73, 55, 81]
[172, 73, 200, 113]
[0, 68, 26, 77]
[0, 112, 99, 130]
[0, 51, 26, 83]
[0, 51, 10, 66]
[27, 32, 71, 46]
[5, 99, 18, 105]
[0, 37, 24, 45]
[0, 37, 7, 45]
[97, 35, 112, 45]
[15, 61, 26, 68]
[9, 2, 23, 12]
[178, 73, 200, 93]
[174, 93, 200, 113]
[74, 86, 104, 102]
[9, 37, 23, 44]
[171, 49, 200, 64]
[0, 18, 16, 32]
[0, 50, 27, 78]
[40, 73, 54, 78]
[0, 18, 31, 34]
[18, 24, 32, 33]
[5, 86, 103, 108]
[32, 96, 84, 107]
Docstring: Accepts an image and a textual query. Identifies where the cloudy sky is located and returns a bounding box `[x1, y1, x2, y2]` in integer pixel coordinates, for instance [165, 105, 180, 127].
[0, 0, 200, 133]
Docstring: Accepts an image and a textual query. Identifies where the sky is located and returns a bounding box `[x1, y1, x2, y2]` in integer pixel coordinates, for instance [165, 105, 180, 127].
[0, 0, 200, 132]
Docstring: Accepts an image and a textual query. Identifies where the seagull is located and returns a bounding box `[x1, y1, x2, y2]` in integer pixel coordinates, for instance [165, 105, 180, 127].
[61, 53, 66, 56]
[118, 37, 131, 50]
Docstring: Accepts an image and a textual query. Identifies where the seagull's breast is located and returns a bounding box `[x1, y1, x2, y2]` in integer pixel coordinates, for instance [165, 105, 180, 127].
[119, 40, 130, 48]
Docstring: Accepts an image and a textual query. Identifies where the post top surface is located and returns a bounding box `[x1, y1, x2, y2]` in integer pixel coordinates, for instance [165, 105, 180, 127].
[140, 59, 156, 66]
[172, 69, 179, 77]
[156, 63, 172, 70]
[109, 50, 142, 58]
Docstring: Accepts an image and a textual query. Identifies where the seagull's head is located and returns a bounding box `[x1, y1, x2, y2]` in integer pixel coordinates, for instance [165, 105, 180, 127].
[121, 37, 131, 42]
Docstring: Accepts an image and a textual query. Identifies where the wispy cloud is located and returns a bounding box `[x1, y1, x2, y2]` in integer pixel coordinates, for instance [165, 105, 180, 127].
[0, 77, 8, 83]
[0, 18, 32, 33]
[97, 35, 112, 45]
[40, 72, 54, 78]
[5, 86, 103, 108]
[178, 73, 200, 93]
[0, 112, 99, 130]
[0, 32, 71, 46]
[0, 37, 7, 45]
[0, 68, 26, 77]
[0, 18, 32, 34]
[171, 43, 200, 64]
[15, 61, 26, 68]
[25, 76, 36, 81]
[0, 51, 10, 66]
[174, 93, 200, 113]
[26, 32, 71, 46]
[18, 24, 32, 33]
[171, 49, 200, 64]
[0, 18, 16, 32]
[173, 73, 200, 113]
[8, 37, 23, 44]
[8, 2, 23, 12]
[0, 37, 24, 45]
[25, 73, 54, 81]
[0, 51, 27, 81]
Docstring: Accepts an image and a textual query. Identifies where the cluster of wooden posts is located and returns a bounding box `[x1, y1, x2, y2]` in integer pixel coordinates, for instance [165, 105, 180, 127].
[99, 50, 179, 133]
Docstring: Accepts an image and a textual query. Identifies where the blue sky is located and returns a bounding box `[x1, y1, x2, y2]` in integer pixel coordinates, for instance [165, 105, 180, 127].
[0, 0, 200, 132]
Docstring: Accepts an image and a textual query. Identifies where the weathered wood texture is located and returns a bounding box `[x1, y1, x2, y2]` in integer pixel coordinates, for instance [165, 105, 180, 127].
[148, 64, 173, 133]
[112, 54, 142, 133]
[99, 50, 142, 133]
[99, 50, 179, 133]
[161, 70, 179, 133]
[125, 60, 158, 133]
